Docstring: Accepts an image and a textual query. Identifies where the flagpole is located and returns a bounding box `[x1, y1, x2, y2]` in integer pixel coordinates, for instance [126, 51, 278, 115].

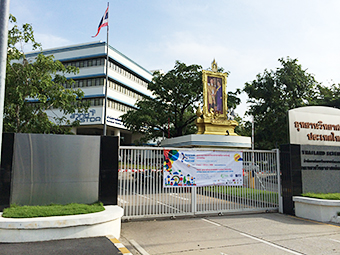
[103, 2, 109, 136]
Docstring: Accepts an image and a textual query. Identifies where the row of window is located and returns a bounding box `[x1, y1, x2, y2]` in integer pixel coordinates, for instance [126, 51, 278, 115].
[81, 98, 135, 112]
[64, 58, 105, 68]
[107, 80, 144, 101]
[107, 99, 134, 112]
[65, 78, 104, 88]
[107, 61, 149, 88]
[62, 58, 149, 88]
[64, 77, 144, 101]
[86, 98, 103, 107]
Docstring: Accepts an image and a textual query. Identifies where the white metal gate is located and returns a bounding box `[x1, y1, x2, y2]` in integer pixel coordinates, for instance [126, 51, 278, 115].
[118, 146, 281, 220]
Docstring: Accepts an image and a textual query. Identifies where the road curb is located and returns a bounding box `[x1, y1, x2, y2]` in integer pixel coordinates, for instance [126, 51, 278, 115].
[107, 235, 133, 255]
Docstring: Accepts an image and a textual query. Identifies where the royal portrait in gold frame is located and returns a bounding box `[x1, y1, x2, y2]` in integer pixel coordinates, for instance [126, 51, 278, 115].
[196, 60, 238, 136]
[202, 70, 228, 118]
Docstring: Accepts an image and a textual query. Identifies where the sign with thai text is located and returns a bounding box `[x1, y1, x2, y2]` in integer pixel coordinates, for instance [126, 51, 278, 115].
[163, 150, 243, 187]
[289, 106, 340, 146]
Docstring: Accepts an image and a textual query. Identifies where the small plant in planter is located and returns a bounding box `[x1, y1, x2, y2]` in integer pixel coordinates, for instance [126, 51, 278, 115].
[2, 202, 105, 218]
[302, 192, 340, 200]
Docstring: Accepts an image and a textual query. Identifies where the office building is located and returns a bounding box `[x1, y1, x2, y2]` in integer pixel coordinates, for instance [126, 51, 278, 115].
[25, 41, 153, 144]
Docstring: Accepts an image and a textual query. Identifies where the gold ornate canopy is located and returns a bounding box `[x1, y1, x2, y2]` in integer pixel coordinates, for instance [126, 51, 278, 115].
[196, 60, 238, 135]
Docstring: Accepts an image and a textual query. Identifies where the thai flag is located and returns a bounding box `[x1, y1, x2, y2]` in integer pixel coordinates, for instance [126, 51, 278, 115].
[92, 6, 109, 38]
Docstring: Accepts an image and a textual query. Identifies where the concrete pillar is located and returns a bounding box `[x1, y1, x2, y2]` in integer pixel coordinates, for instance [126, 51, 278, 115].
[70, 127, 77, 135]
[113, 129, 120, 146]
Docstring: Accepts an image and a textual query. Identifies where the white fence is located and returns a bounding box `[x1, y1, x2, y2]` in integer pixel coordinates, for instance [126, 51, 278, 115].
[118, 146, 281, 220]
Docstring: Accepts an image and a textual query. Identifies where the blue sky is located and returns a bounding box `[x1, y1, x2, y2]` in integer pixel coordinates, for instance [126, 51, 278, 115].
[9, 0, 340, 117]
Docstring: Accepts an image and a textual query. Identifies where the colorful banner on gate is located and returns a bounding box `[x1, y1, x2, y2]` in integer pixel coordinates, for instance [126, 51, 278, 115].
[163, 150, 243, 187]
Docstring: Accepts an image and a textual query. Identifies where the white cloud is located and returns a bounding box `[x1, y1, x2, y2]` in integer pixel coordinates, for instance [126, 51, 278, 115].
[35, 33, 72, 50]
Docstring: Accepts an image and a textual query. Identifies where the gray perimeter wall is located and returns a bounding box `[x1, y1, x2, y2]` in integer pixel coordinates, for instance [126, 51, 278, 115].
[302, 170, 340, 193]
[10, 133, 100, 205]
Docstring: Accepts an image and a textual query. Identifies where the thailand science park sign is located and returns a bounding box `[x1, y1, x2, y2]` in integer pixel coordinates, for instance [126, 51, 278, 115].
[70, 109, 102, 123]
[286, 106, 340, 196]
[163, 150, 243, 187]
[289, 106, 340, 146]
[69, 108, 125, 128]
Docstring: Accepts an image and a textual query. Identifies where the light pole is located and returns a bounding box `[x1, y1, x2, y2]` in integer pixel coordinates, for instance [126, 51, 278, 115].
[0, 0, 11, 164]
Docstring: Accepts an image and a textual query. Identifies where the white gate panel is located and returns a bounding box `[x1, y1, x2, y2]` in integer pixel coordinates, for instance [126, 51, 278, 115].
[118, 147, 280, 220]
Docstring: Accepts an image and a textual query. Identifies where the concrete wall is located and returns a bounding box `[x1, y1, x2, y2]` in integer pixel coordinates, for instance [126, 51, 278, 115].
[0, 133, 118, 210]
[302, 170, 340, 193]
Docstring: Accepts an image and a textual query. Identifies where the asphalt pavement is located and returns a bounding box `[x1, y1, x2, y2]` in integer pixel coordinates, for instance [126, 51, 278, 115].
[120, 212, 340, 255]
[0, 236, 124, 255]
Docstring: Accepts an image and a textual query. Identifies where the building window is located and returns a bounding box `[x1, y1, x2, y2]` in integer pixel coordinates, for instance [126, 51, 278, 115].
[62, 57, 105, 69]
[64, 78, 145, 103]
[108, 60, 149, 88]
[81, 98, 103, 106]
[105, 80, 145, 101]
[65, 78, 105, 89]
[78, 98, 135, 112]
[105, 99, 135, 112]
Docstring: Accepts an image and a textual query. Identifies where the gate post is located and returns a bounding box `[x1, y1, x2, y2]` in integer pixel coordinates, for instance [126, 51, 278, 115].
[274, 148, 283, 213]
[191, 186, 197, 214]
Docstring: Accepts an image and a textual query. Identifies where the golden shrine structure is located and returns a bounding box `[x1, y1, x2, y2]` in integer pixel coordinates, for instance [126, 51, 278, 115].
[196, 60, 238, 136]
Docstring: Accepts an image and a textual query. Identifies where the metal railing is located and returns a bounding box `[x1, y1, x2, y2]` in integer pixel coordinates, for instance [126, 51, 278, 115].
[118, 146, 281, 220]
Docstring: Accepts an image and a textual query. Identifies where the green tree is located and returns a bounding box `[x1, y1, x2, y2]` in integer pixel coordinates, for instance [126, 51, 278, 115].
[243, 57, 319, 149]
[121, 61, 203, 142]
[5, 15, 88, 134]
[313, 83, 340, 108]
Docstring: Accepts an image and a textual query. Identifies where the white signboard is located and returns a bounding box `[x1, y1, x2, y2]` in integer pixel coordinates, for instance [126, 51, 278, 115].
[46, 107, 103, 125]
[163, 150, 243, 187]
[289, 106, 340, 146]
[69, 108, 102, 124]
[47, 107, 127, 129]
